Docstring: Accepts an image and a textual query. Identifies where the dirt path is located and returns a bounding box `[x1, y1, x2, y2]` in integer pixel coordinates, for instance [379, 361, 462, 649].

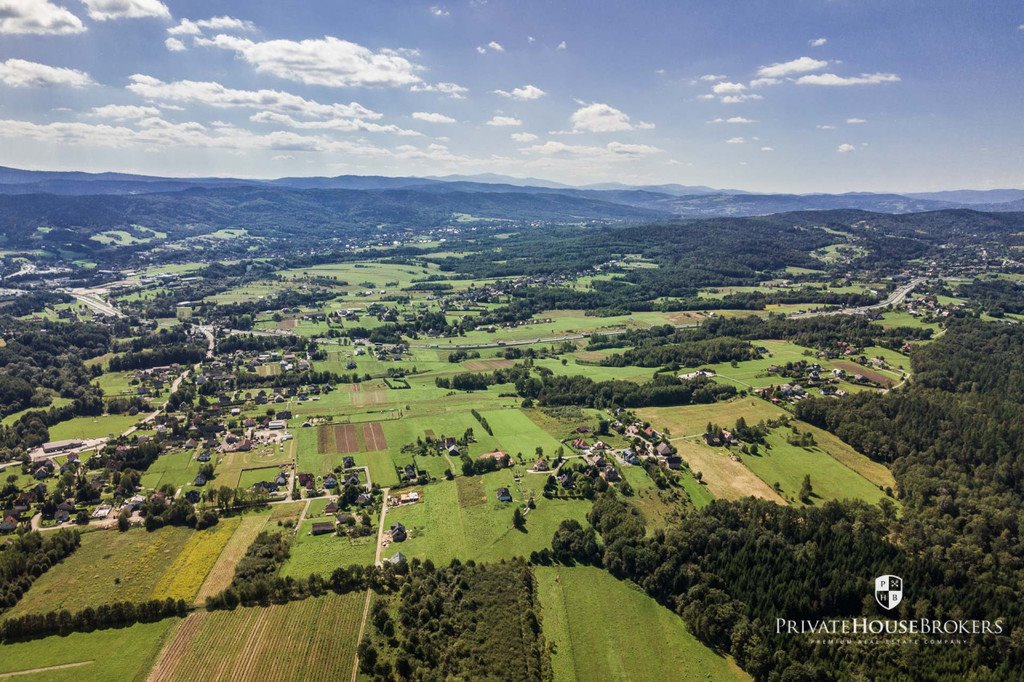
[352, 489, 390, 682]
[374, 488, 390, 566]
[292, 498, 313, 535]
[0, 662, 93, 679]
[350, 589, 373, 682]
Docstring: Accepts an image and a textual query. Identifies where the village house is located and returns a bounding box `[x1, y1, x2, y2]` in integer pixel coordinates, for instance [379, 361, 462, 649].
[311, 521, 335, 536]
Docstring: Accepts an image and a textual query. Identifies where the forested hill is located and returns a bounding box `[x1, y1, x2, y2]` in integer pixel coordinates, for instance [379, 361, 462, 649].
[0, 187, 667, 245]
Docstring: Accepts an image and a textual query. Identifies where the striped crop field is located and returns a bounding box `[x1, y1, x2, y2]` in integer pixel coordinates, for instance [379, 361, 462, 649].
[147, 592, 364, 682]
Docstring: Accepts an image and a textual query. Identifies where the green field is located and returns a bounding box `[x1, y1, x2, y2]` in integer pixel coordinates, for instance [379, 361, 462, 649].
[738, 428, 890, 506]
[383, 469, 592, 564]
[4, 526, 194, 619]
[536, 565, 749, 681]
[47, 413, 140, 441]
[637, 398, 787, 438]
[0, 619, 177, 682]
[281, 519, 378, 578]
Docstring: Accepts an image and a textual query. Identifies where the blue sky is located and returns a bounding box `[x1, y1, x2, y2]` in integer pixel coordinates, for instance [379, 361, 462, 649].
[0, 0, 1021, 192]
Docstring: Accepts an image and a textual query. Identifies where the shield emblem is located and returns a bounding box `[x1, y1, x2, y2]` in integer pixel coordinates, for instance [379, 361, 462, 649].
[875, 575, 902, 610]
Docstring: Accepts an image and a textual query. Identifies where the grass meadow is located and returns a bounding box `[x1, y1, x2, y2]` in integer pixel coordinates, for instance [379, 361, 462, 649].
[535, 565, 750, 681]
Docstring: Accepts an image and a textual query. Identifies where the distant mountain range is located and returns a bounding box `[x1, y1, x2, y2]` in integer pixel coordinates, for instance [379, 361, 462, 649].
[0, 165, 1022, 219]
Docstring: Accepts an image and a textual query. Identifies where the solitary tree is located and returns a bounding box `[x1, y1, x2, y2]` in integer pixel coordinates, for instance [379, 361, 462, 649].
[799, 475, 814, 503]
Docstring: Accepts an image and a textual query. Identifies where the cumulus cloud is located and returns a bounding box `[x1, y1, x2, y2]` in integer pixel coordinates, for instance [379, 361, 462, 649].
[761, 146, 774, 151]
[167, 16, 255, 36]
[486, 115, 521, 126]
[757, 56, 828, 78]
[194, 34, 424, 88]
[0, 0, 85, 34]
[797, 72, 900, 86]
[817, 124, 836, 130]
[0, 115, 390, 155]
[80, 0, 169, 21]
[493, 84, 546, 100]
[556, 40, 566, 50]
[749, 77, 780, 88]
[712, 81, 746, 94]
[699, 74, 727, 82]
[720, 94, 763, 104]
[429, 5, 448, 16]
[250, 111, 420, 136]
[127, 75, 381, 120]
[846, 117, 867, 124]
[411, 111, 456, 123]
[837, 143, 856, 153]
[711, 116, 755, 124]
[569, 103, 651, 133]
[410, 81, 468, 99]
[488, 40, 504, 51]
[810, 37, 827, 47]
[725, 136, 745, 144]
[88, 104, 160, 120]
[510, 132, 537, 142]
[0, 58, 92, 87]
[164, 37, 185, 51]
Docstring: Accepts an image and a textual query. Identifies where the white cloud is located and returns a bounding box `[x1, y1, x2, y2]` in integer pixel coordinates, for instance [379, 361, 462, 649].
[757, 56, 828, 78]
[487, 40, 504, 51]
[494, 84, 546, 100]
[711, 116, 755, 124]
[817, 124, 836, 130]
[411, 111, 456, 123]
[797, 72, 900, 86]
[837, 143, 856, 153]
[195, 34, 424, 88]
[510, 132, 537, 142]
[810, 37, 827, 47]
[89, 104, 160, 120]
[761, 146, 774, 152]
[80, 0, 169, 21]
[486, 115, 521, 126]
[520, 140, 660, 159]
[699, 74, 727, 82]
[569, 102, 646, 132]
[0, 58, 92, 87]
[167, 16, 255, 36]
[527, 35, 535, 43]
[127, 75, 381, 120]
[725, 136, 745, 144]
[846, 117, 867, 124]
[476, 46, 486, 54]
[556, 40, 566, 50]
[712, 81, 746, 94]
[164, 37, 185, 51]
[0, 0, 85, 34]
[0, 115, 391, 155]
[749, 77, 780, 88]
[720, 94, 763, 104]
[250, 111, 420, 136]
[410, 81, 468, 99]
[429, 5, 448, 16]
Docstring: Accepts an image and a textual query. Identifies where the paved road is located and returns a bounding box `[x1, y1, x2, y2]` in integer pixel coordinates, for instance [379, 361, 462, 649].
[65, 288, 124, 318]
[790, 278, 926, 319]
